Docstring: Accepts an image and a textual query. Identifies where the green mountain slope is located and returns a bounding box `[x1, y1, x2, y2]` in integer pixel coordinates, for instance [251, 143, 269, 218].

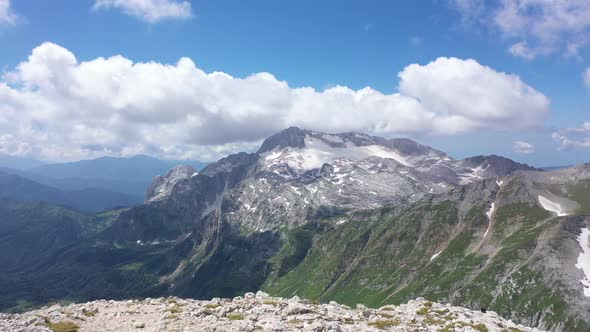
[263, 176, 590, 331]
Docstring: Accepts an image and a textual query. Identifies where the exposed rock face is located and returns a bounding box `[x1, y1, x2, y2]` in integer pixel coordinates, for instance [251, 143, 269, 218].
[0, 295, 544, 332]
[144, 165, 197, 203]
[126, 127, 536, 239]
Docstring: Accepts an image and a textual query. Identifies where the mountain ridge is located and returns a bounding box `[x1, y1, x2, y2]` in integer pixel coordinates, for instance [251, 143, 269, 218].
[0, 127, 587, 331]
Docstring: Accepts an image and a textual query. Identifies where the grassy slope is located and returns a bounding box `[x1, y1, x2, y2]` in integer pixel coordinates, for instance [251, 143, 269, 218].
[263, 194, 590, 331]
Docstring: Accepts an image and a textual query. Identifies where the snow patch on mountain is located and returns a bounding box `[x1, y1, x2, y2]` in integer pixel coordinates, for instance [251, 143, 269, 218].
[430, 251, 442, 261]
[459, 165, 486, 185]
[263, 137, 411, 175]
[322, 134, 344, 143]
[575, 227, 590, 297]
[483, 202, 496, 239]
[538, 195, 569, 216]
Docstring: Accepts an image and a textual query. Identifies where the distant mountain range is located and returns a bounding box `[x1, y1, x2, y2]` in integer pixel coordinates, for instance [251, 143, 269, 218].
[1, 128, 589, 331]
[0, 154, 206, 211]
[0, 153, 46, 170]
[0, 172, 138, 212]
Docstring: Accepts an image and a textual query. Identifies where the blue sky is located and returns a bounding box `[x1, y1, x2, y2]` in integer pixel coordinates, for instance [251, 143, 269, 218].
[0, 0, 589, 166]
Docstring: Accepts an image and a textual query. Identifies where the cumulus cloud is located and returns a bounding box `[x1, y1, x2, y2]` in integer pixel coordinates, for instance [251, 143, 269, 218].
[93, 0, 192, 23]
[552, 122, 590, 149]
[0, 42, 550, 161]
[0, 0, 18, 25]
[449, 0, 590, 59]
[513, 141, 535, 154]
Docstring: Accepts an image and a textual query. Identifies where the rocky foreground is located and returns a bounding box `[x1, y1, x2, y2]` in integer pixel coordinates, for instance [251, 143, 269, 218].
[0, 292, 544, 332]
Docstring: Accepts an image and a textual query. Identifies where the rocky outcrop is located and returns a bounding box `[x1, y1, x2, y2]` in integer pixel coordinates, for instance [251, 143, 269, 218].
[144, 165, 196, 203]
[0, 294, 544, 332]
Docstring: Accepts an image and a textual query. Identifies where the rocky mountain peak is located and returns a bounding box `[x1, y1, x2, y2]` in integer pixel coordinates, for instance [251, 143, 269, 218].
[257, 127, 310, 154]
[257, 127, 448, 164]
[461, 154, 537, 179]
[145, 164, 196, 203]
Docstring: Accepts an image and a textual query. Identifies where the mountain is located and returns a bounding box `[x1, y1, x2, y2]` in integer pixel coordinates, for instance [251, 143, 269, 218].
[0, 200, 126, 312]
[264, 168, 590, 331]
[24, 154, 206, 197]
[0, 153, 45, 170]
[0, 199, 96, 273]
[2, 127, 589, 331]
[117, 127, 536, 241]
[0, 171, 138, 212]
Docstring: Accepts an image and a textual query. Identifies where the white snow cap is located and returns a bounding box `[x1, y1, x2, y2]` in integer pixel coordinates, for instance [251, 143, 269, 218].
[264, 136, 411, 172]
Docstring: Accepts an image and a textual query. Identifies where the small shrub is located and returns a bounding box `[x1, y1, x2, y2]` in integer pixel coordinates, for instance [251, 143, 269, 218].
[424, 317, 447, 325]
[433, 309, 449, 315]
[368, 319, 401, 329]
[166, 307, 183, 314]
[262, 299, 280, 306]
[378, 312, 395, 318]
[47, 321, 80, 332]
[423, 301, 433, 308]
[204, 303, 221, 309]
[472, 323, 489, 332]
[438, 323, 456, 332]
[227, 314, 244, 320]
[416, 307, 430, 315]
[82, 308, 98, 317]
[443, 314, 455, 321]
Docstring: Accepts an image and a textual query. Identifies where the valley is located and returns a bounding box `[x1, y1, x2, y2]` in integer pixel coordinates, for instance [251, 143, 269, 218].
[1, 128, 588, 331]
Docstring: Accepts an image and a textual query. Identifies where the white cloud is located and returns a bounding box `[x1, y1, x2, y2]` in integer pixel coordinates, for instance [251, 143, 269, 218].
[508, 42, 554, 60]
[0, 0, 18, 25]
[449, 0, 590, 59]
[0, 42, 551, 161]
[449, 0, 485, 25]
[397, 57, 549, 133]
[93, 0, 193, 23]
[552, 122, 590, 149]
[584, 68, 590, 88]
[513, 141, 535, 154]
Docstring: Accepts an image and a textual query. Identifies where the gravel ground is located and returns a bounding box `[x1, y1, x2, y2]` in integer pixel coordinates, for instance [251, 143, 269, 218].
[0, 292, 545, 332]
